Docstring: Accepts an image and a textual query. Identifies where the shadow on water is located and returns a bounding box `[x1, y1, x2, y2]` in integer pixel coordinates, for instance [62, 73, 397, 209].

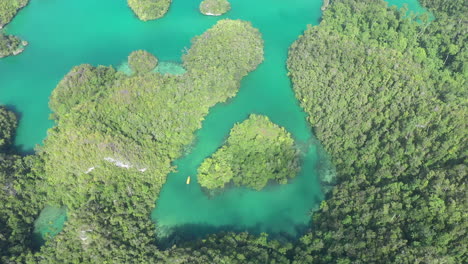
[2, 104, 35, 154]
[155, 221, 311, 250]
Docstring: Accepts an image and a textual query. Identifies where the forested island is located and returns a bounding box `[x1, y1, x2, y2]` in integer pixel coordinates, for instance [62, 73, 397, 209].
[2, 19, 267, 262]
[0, 0, 466, 263]
[198, 114, 300, 190]
[128, 49, 159, 74]
[0, 0, 29, 58]
[0, 34, 27, 58]
[199, 0, 231, 16]
[127, 0, 172, 21]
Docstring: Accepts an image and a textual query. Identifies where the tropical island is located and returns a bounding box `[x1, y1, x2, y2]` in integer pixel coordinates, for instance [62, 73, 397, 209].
[0, 19, 266, 262]
[200, 0, 231, 16]
[0, 0, 466, 263]
[0, 33, 27, 58]
[127, 0, 172, 21]
[198, 114, 300, 190]
[128, 49, 159, 74]
[0, 0, 29, 58]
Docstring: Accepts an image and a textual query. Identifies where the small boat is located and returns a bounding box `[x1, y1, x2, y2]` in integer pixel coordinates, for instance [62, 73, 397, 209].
[186, 176, 191, 185]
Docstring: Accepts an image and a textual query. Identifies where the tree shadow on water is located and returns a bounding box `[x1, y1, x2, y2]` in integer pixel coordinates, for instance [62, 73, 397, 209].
[3, 104, 35, 155]
[156, 221, 311, 250]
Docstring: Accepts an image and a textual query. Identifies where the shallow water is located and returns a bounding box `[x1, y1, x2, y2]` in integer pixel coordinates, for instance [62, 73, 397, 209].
[0, 0, 427, 242]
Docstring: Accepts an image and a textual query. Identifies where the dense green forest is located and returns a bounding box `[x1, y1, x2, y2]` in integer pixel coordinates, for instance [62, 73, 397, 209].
[0, 0, 28, 58]
[127, 0, 172, 21]
[1, 19, 265, 263]
[0, 33, 26, 58]
[0, 0, 466, 263]
[200, 0, 231, 16]
[288, 0, 466, 262]
[0, 107, 46, 261]
[128, 50, 159, 74]
[198, 114, 300, 190]
[0, 0, 28, 28]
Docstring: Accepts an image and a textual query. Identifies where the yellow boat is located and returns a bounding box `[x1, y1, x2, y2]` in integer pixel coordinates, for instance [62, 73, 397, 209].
[186, 176, 191, 185]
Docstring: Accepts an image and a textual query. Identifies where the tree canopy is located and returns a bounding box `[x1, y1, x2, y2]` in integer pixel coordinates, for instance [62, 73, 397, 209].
[0, 34, 26, 58]
[49, 64, 118, 119]
[199, 0, 231, 16]
[288, 0, 467, 262]
[0, 0, 29, 58]
[0, 106, 17, 150]
[0, 0, 465, 262]
[0, 107, 46, 262]
[20, 19, 265, 262]
[127, 0, 172, 21]
[198, 114, 300, 190]
[128, 50, 159, 74]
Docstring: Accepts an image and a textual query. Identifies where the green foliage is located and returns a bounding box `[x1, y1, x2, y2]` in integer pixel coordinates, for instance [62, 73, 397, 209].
[26, 170, 170, 263]
[0, 0, 28, 28]
[0, 107, 46, 262]
[183, 19, 263, 102]
[0, 106, 17, 150]
[0, 155, 46, 263]
[417, 0, 467, 77]
[0, 33, 26, 58]
[288, 0, 467, 262]
[128, 50, 159, 74]
[41, 18, 263, 209]
[1, 0, 466, 262]
[0, 0, 29, 59]
[198, 114, 300, 190]
[0, 0, 29, 58]
[30, 19, 264, 260]
[169, 232, 292, 263]
[49, 64, 118, 119]
[127, 0, 172, 21]
[420, 0, 467, 16]
[199, 0, 231, 16]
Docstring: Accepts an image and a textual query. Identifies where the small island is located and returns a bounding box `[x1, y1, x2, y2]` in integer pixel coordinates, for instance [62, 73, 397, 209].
[127, 0, 172, 21]
[44, 19, 264, 209]
[128, 50, 159, 74]
[198, 114, 300, 191]
[0, 35, 27, 58]
[199, 0, 231, 16]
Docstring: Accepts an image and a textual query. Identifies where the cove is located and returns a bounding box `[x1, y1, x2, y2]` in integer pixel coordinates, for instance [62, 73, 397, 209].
[0, 0, 427, 243]
[151, 0, 430, 241]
